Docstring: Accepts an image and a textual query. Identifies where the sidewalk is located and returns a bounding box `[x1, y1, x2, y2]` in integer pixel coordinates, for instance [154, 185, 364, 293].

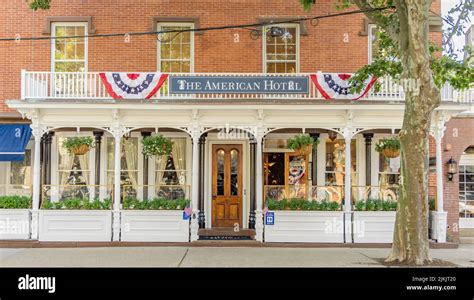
[1, 244, 473, 267]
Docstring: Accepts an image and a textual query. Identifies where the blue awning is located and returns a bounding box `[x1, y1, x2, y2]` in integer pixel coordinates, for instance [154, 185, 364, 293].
[0, 124, 32, 161]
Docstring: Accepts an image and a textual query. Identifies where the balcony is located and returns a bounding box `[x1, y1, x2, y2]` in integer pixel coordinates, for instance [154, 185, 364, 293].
[21, 71, 473, 103]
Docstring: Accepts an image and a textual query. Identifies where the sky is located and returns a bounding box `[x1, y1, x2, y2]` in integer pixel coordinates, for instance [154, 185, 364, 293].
[441, 0, 473, 55]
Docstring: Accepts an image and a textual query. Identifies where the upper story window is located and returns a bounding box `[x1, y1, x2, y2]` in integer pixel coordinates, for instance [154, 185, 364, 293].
[368, 24, 379, 63]
[264, 24, 299, 73]
[51, 23, 88, 72]
[157, 23, 194, 73]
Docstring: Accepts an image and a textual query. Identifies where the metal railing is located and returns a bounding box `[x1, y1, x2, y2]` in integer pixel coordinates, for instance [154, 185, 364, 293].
[121, 184, 190, 201]
[0, 184, 32, 197]
[41, 184, 114, 202]
[21, 71, 473, 103]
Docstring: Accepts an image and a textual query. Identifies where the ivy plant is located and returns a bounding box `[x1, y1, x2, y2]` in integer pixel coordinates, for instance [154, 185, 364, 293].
[287, 134, 319, 151]
[374, 137, 401, 153]
[266, 198, 340, 211]
[354, 199, 398, 211]
[142, 135, 173, 157]
[41, 198, 112, 210]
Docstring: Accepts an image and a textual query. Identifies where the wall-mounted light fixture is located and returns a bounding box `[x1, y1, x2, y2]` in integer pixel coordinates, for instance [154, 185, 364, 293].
[328, 131, 338, 142]
[447, 157, 458, 181]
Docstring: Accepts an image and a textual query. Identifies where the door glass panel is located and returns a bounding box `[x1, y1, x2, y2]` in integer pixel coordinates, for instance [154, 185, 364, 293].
[217, 149, 225, 196]
[231, 149, 239, 196]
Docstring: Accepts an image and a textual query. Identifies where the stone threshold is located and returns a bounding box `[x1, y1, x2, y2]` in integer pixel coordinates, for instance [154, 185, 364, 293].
[0, 240, 458, 249]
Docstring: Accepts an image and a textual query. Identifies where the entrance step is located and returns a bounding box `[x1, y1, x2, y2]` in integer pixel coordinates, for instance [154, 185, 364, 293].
[198, 228, 255, 241]
[460, 237, 474, 244]
[460, 228, 474, 237]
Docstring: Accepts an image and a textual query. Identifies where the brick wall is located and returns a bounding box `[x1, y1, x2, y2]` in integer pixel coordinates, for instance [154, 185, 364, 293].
[0, 0, 442, 112]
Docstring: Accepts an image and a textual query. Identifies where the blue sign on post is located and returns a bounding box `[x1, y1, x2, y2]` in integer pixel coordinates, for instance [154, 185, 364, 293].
[170, 76, 309, 94]
[265, 212, 275, 225]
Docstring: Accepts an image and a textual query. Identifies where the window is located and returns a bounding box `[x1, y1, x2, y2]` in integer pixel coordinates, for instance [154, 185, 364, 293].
[459, 165, 474, 218]
[368, 24, 379, 63]
[10, 149, 32, 187]
[106, 137, 139, 199]
[56, 136, 91, 200]
[157, 23, 194, 72]
[155, 137, 187, 199]
[51, 23, 87, 72]
[378, 154, 400, 186]
[325, 139, 357, 186]
[264, 24, 299, 73]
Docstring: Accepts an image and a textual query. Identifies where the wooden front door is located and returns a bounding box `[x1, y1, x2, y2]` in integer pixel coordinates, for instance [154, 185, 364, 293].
[212, 144, 243, 228]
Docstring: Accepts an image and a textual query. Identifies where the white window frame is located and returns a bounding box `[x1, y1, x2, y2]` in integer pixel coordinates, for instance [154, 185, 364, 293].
[51, 22, 88, 72]
[368, 24, 377, 64]
[157, 22, 195, 73]
[263, 23, 300, 73]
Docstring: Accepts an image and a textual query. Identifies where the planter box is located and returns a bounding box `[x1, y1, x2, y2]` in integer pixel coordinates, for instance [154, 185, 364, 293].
[353, 211, 396, 243]
[264, 211, 344, 243]
[39, 210, 112, 242]
[0, 209, 30, 240]
[120, 210, 189, 242]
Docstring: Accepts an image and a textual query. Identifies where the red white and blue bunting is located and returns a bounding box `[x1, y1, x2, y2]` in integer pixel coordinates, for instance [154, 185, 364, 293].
[99, 73, 168, 99]
[310, 72, 377, 100]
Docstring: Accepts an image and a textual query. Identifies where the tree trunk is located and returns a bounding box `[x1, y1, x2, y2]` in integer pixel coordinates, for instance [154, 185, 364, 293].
[385, 0, 441, 265]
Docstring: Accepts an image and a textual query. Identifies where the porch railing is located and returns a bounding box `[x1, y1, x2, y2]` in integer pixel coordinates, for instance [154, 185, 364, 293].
[41, 184, 114, 203]
[121, 184, 190, 201]
[0, 184, 32, 197]
[21, 71, 473, 103]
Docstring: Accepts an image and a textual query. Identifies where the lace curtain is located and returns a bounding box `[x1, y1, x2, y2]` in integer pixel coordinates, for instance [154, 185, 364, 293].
[124, 139, 138, 188]
[172, 138, 186, 185]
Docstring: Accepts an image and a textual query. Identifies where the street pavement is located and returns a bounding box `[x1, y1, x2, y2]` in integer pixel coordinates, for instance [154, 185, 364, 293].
[0, 244, 473, 267]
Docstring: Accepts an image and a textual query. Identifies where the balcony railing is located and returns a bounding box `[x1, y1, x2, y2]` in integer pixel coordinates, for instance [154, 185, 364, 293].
[21, 71, 473, 103]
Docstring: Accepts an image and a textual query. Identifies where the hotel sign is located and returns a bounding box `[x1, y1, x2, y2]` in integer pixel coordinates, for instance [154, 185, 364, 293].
[170, 76, 309, 94]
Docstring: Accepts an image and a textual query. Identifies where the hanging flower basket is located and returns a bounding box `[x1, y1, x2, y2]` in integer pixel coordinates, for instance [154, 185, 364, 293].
[382, 148, 400, 158]
[142, 134, 173, 157]
[287, 134, 319, 157]
[63, 136, 95, 156]
[375, 137, 401, 158]
[72, 144, 90, 155]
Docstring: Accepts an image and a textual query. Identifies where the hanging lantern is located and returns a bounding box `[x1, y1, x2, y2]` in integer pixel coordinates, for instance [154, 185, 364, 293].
[328, 131, 338, 141]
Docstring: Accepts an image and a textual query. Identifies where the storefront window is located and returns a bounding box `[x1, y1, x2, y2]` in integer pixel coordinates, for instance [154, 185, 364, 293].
[325, 139, 356, 186]
[264, 25, 299, 73]
[378, 154, 400, 187]
[57, 136, 91, 200]
[107, 137, 139, 199]
[459, 165, 474, 218]
[155, 137, 187, 199]
[10, 149, 32, 186]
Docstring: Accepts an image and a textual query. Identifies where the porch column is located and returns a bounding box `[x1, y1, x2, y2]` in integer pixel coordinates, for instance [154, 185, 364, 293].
[198, 133, 207, 228]
[112, 129, 122, 241]
[363, 133, 373, 186]
[249, 138, 256, 229]
[343, 130, 352, 211]
[433, 115, 447, 243]
[141, 131, 151, 200]
[45, 132, 54, 185]
[190, 131, 201, 241]
[31, 126, 42, 240]
[309, 133, 320, 185]
[255, 132, 264, 242]
[93, 131, 103, 199]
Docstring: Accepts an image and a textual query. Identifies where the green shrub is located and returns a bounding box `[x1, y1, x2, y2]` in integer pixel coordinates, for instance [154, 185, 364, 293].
[429, 198, 436, 211]
[375, 137, 401, 153]
[0, 196, 32, 209]
[41, 198, 112, 210]
[354, 199, 397, 211]
[122, 198, 190, 210]
[266, 198, 340, 211]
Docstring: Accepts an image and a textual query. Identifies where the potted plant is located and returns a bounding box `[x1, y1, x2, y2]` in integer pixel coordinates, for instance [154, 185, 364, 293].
[375, 137, 401, 158]
[63, 136, 95, 155]
[121, 197, 191, 242]
[287, 134, 319, 156]
[142, 134, 173, 157]
[265, 198, 343, 243]
[0, 195, 32, 240]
